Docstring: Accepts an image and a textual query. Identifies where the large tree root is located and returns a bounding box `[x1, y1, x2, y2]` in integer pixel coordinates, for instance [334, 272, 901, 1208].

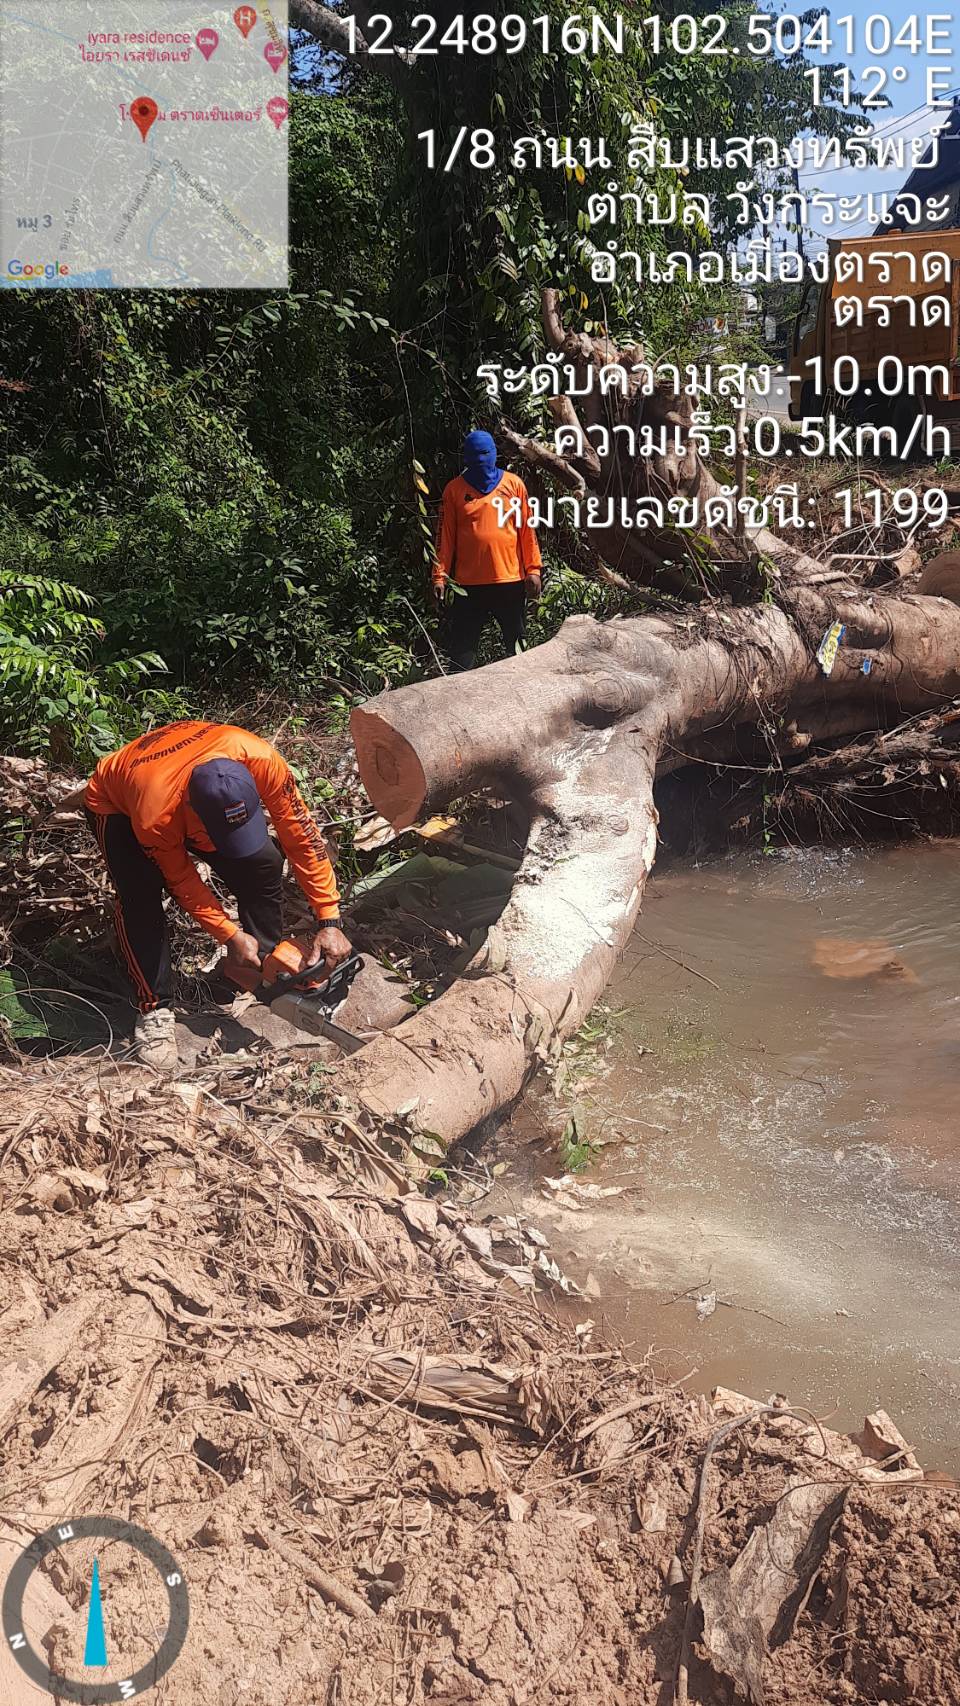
[339, 587, 960, 1144]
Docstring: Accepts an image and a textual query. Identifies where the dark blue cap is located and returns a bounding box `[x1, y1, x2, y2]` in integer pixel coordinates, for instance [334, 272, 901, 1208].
[188, 758, 268, 858]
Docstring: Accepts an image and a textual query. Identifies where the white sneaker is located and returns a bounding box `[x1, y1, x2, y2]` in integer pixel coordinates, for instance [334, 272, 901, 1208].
[133, 1008, 178, 1072]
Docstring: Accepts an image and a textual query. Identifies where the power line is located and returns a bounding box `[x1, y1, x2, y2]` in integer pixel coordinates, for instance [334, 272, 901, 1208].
[868, 100, 937, 135]
[798, 105, 959, 178]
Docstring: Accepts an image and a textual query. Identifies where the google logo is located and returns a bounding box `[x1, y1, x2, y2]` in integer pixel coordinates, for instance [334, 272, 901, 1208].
[5, 260, 70, 279]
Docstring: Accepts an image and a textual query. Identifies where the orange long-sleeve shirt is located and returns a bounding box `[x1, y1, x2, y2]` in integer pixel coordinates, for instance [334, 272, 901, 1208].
[433, 472, 542, 588]
[85, 722, 340, 944]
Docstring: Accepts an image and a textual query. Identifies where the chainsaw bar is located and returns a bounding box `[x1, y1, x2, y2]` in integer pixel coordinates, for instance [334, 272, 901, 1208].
[261, 955, 367, 1053]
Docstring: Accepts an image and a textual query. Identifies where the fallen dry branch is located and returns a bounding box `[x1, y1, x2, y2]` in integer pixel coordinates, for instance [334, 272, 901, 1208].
[697, 1478, 848, 1705]
[673, 1395, 881, 1706]
[0, 1054, 956, 1706]
[254, 1525, 376, 1621]
[359, 1347, 563, 1431]
[675, 1405, 787, 1706]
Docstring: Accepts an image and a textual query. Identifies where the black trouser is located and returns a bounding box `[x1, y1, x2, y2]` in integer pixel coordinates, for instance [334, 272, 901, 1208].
[87, 810, 284, 1013]
[446, 581, 527, 672]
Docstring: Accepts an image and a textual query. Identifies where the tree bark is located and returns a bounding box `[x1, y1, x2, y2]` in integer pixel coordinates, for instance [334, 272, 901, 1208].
[289, 0, 414, 83]
[330, 291, 960, 1149]
[499, 290, 770, 598]
[341, 586, 960, 1143]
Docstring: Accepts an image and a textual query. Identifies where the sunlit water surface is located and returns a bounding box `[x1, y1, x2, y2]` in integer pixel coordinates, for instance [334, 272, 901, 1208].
[497, 843, 960, 1471]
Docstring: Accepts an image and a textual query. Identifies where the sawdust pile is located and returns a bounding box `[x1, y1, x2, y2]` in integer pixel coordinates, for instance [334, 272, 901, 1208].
[1, 1051, 957, 1705]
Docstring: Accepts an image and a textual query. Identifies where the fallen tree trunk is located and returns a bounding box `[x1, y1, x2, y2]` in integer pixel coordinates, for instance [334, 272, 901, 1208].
[328, 287, 960, 1148]
[340, 584, 960, 1143]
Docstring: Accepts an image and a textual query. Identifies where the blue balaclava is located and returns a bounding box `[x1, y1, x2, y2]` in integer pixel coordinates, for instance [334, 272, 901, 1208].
[462, 430, 504, 496]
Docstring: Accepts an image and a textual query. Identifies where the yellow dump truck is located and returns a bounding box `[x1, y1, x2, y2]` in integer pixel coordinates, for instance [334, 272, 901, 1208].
[789, 229, 960, 438]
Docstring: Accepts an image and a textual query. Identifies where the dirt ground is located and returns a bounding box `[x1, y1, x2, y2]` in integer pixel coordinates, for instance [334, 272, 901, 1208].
[2, 750, 959, 1703]
[1, 1047, 958, 1706]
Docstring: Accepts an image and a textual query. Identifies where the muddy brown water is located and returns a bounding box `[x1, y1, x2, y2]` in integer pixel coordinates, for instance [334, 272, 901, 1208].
[493, 842, 960, 1473]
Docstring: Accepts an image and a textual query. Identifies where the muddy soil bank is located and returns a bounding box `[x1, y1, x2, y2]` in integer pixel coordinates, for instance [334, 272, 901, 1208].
[0, 1050, 958, 1705]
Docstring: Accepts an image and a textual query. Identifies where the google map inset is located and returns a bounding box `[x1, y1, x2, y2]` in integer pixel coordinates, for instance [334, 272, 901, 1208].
[0, 0, 289, 288]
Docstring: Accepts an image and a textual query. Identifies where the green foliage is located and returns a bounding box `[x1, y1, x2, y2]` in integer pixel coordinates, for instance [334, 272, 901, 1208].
[0, 13, 845, 760]
[0, 968, 49, 1042]
[559, 1113, 599, 1175]
[0, 94, 416, 759]
[0, 563, 170, 759]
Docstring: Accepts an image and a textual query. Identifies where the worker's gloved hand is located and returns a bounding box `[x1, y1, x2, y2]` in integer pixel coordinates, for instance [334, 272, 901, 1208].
[525, 573, 542, 606]
[308, 925, 353, 979]
[431, 580, 447, 607]
[224, 928, 263, 991]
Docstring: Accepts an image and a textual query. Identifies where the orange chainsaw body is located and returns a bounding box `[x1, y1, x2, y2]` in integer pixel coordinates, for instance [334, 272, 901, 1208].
[261, 935, 324, 988]
[226, 934, 322, 994]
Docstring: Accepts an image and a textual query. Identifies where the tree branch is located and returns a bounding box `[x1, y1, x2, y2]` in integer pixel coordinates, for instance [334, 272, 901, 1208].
[548, 395, 602, 481]
[289, 0, 414, 83]
[541, 288, 565, 352]
[289, 0, 356, 55]
[500, 426, 586, 496]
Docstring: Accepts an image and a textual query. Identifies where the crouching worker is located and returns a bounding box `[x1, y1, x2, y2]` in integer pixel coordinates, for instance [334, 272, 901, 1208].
[84, 720, 353, 1071]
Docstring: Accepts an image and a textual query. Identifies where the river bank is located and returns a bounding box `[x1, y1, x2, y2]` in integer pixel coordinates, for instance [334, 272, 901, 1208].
[3, 754, 959, 1700]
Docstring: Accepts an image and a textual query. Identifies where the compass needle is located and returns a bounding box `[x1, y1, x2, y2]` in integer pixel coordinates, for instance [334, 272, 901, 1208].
[3, 1517, 188, 1701]
[83, 1558, 108, 1668]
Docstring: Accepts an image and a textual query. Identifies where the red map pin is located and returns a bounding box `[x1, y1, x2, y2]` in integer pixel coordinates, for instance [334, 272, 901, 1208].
[264, 40, 287, 73]
[233, 5, 257, 38]
[196, 28, 219, 62]
[131, 96, 159, 143]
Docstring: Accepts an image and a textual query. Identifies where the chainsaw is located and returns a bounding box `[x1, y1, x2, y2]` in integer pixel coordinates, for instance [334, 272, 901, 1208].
[229, 936, 368, 1053]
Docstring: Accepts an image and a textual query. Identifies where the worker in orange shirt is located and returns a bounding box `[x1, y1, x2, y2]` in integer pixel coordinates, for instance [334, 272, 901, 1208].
[84, 721, 352, 1070]
[432, 431, 542, 670]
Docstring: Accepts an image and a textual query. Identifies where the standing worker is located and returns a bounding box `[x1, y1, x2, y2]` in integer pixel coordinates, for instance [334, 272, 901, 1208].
[432, 430, 542, 670]
[83, 720, 352, 1070]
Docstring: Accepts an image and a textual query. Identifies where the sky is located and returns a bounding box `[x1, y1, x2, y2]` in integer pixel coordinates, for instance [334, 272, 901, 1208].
[796, 0, 960, 236]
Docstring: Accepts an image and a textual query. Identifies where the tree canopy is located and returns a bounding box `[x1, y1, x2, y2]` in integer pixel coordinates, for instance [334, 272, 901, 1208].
[1, 0, 855, 759]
